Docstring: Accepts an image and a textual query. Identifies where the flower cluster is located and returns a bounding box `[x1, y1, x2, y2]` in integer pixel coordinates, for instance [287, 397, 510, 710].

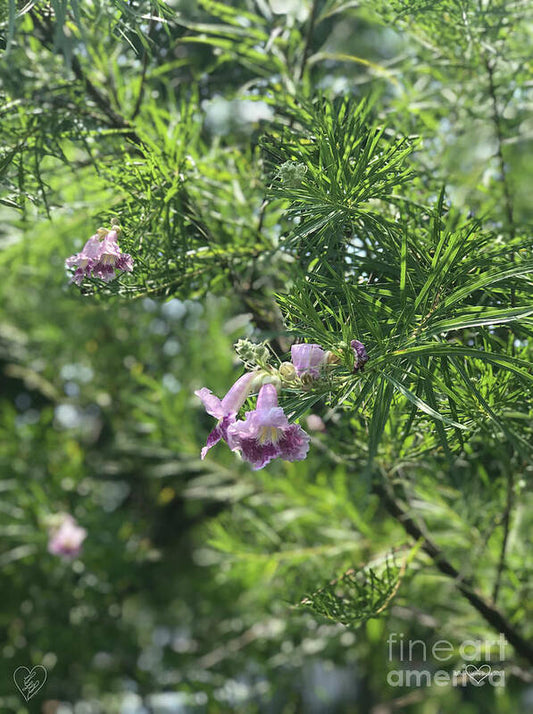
[47, 513, 87, 559]
[65, 226, 133, 285]
[196, 340, 368, 470]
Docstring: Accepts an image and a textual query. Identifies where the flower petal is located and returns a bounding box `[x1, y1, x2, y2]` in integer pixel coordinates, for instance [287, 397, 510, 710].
[277, 424, 310, 461]
[220, 371, 256, 416]
[236, 436, 279, 470]
[351, 339, 369, 372]
[200, 416, 234, 458]
[195, 388, 225, 419]
[226, 383, 310, 469]
[291, 343, 327, 377]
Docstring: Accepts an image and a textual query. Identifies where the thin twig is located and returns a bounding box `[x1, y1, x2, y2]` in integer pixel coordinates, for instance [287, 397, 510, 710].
[485, 59, 515, 241]
[70, 55, 142, 147]
[31, 9, 144, 149]
[131, 21, 153, 121]
[492, 466, 514, 603]
[485, 58, 516, 309]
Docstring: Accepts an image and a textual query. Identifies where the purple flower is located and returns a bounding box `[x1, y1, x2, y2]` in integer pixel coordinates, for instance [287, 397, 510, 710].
[93, 230, 134, 282]
[351, 340, 369, 372]
[65, 229, 134, 284]
[195, 371, 257, 459]
[291, 343, 328, 378]
[227, 383, 310, 470]
[65, 235, 103, 285]
[48, 514, 87, 559]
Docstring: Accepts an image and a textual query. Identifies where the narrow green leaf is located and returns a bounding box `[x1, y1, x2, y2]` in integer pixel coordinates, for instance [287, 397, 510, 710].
[383, 372, 467, 429]
[425, 305, 533, 336]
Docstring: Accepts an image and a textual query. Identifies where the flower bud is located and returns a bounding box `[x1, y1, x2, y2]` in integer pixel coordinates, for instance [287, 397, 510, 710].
[253, 343, 270, 364]
[306, 414, 326, 432]
[351, 340, 369, 372]
[291, 343, 327, 378]
[260, 374, 281, 392]
[325, 351, 341, 365]
[234, 338, 256, 362]
[277, 161, 308, 187]
[300, 372, 316, 388]
[279, 362, 297, 380]
[250, 370, 281, 393]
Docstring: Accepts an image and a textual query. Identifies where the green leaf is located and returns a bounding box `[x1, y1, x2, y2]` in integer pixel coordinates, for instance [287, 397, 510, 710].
[382, 372, 467, 430]
[381, 344, 533, 385]
[424, 305, 533, 336]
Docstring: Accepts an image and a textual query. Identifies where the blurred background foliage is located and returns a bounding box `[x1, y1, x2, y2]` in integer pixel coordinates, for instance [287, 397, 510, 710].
[0, 0, 532, 712]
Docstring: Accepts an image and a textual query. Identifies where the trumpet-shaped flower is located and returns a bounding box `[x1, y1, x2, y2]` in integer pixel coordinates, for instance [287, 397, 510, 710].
[195, 371, 256, 459]
[291, 343, 327, 378]
[48, 514, 87, 559]
[227, 384, 310, 470]
[65, 234, 103, 285]
[65, 229, 134, 284]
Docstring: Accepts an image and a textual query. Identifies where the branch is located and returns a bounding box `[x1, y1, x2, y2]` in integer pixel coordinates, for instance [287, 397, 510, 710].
[492, 466, 514, 603]
[373, 480, 533, 664]
[130, 21, 153, 121]
[485, 58, 515, 242]
[485, 57, 516, 310]
[485, 57, 517, 580]
[69, 54, 142, 147]
[31, 9, 144, 149]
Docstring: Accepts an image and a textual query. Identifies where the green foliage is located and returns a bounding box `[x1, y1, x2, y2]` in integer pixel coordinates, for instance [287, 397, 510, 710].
[0, 0, 532, 712]
[300, 555, 405, 627]
[263, 97, 415, 258]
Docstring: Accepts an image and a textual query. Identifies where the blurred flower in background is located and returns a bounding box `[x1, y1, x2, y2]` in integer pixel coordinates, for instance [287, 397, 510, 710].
[305, 414, 326, 433]
[47, 514, 87, 559]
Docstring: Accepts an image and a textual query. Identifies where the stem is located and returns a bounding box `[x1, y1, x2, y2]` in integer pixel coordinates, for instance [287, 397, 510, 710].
[70, 54, 142, 147]
[485, 58, 516, 308]
[492, 466, 514, 603]
[298, 0, 320, 81]
[485, 57, 517, 586]
[485, 58, 515, 242]
[131, 21, 152, 121]
[373, 480, 533, 664]
[31, 9, 144, 149]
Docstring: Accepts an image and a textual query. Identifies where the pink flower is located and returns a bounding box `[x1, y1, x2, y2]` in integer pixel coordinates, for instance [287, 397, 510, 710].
[195, 372, 257, 459]
[65, 229, 134, 284]
[227, 383, 310, 470]
[351, 340, 369, 372]
[48, 514, 87, 559]
[65, 235, 103, 285]
[306, 414, 326, 432]
[291, 343, 328, 378]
